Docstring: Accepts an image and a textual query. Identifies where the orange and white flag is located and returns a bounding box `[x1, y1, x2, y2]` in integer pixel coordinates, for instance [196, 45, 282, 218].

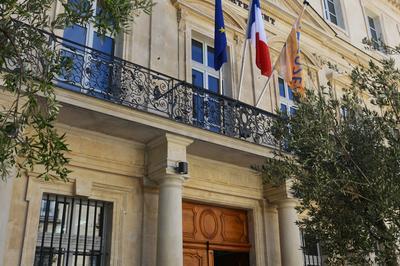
[277, 9, 305, 96]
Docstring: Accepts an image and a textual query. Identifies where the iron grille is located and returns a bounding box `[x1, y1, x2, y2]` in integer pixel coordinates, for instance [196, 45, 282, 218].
[301, 230, 324, 266]
[49, 32, 277, 148]
[4, 21, 278, 148]
[34, 194, 111, 266]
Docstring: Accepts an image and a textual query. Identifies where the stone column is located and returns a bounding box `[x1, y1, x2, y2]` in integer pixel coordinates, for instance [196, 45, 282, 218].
[277, 199, 303, 266]
[146, 133, 193, 266]
[156, 174, 185, 266]
[264, 180, 303, 266]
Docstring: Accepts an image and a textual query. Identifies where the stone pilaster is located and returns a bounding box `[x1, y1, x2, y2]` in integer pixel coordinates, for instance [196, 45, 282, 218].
[277, 198, 303, 266]
[141, 178, 159, 266]
[263, 202, 282, 266]
[0, 170, 15, 266]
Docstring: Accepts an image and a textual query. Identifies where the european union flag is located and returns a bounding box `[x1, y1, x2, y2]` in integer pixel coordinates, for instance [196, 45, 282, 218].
[214, 0, 227, 71]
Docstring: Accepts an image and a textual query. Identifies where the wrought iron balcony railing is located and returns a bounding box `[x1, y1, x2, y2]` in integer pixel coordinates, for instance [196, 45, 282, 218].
[53, 34, 277, 147]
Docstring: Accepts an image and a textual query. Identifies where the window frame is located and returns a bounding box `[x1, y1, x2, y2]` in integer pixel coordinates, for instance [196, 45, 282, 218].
[191, 67, 205, 89]
[322, 0, 345, 29]
[365, 11, 384, 48]
[34, 193, 112, 266]
[300, 231, 324, 266]
[191, 66, 220, 93]
[324, 0, 338, 25]
[368, 16, 379, 41]
[278, 77, 297, 116]
[59, 0, 115, 95]
[191, 37, 223, 94]
[64, 0, 114, 50]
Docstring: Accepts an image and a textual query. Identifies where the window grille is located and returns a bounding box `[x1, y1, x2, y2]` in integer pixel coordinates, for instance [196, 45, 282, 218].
[301, 230, 324, 266]
[34, 194, 112, 266]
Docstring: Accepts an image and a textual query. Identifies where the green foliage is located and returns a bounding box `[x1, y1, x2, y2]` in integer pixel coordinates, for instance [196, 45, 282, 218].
[362, 37, 400, 55]
[256, 60, 400, 265]
[0, 0, 153, 180]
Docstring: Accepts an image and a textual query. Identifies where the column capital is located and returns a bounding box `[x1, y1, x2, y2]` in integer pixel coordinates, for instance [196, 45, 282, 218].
[265, 203, 279, 214]
[151, 173, 186, 187]
[276, 198, 300, 209]
[264, 179, 297, 204]
[147, 133, 193, 183]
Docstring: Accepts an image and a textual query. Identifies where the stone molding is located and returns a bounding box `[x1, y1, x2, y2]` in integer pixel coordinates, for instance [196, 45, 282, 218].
[264, 179, 296, 204]
[20, 175, 136, 266]
[182, 186, 267, 265]
[156, 173, 186, 188]
[276, 198, 300, 209]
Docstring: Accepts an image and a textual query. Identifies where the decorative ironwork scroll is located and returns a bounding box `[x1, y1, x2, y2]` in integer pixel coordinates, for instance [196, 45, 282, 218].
[51, 34, 277, 147]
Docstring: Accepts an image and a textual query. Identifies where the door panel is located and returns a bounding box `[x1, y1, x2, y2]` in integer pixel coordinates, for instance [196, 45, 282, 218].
[182, 202, 250, 249]
[183, 202, 250, 266]
[183, 248, 213, 266]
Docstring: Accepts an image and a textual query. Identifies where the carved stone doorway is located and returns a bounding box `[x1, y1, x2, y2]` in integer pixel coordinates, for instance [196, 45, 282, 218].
[182, 202, 251, 266]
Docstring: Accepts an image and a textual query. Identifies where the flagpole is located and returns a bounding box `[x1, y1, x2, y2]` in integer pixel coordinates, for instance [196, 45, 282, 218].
[214, 0, 227, 93]
[255, 1, 309, 107]
[219, 66, 223, 95]
[237, 39, 248, 100]
[255, 60, 280, 106]
[219, 0, 224, 96]
[237, 0, 253, 101]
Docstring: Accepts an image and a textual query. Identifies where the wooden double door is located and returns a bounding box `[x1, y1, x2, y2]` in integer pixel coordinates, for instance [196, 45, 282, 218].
[182, 202, 251, 266]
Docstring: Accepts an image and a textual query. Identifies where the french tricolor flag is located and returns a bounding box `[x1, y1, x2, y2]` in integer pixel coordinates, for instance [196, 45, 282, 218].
[247, 0, 273, 77]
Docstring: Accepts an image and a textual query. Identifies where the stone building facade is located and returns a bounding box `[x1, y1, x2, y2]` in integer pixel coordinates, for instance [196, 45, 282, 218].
[0, 0, 400, 265]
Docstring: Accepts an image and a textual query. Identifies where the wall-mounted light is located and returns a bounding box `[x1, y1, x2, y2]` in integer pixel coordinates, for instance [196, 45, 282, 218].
[176, 161, 188, 175]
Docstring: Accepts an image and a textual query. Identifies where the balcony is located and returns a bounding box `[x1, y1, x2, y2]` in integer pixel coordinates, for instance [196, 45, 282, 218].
[52, 34, 276, 148]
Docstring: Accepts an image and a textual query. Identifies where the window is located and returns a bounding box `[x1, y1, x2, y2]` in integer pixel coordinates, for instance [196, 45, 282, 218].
[59, 0, 115, 95]
[323, 0, 345, 29]
[368, 17, 379, 43]
[191, 38, 225, 132]
[278, 77, 297, 116]
[301, 231, 323, 266]
[34, 194, 112, 266]
[191, 39, 222, 94]
[366, 14, 383, 49]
